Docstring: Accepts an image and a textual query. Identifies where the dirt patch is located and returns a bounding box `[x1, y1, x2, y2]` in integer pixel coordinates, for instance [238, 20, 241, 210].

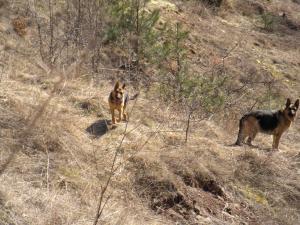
[130, 157, 199, 223]
[129, 152, 264, 225]
[130, 155, 237, 224]
[136, 176, 191, 212]
[176, 169, 225, 197]
[164, 156, 225, 198]
[69, 96, 104, 116]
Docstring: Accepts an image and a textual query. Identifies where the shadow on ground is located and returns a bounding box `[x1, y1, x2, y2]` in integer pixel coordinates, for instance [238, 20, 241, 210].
[86, 119, 112, 138]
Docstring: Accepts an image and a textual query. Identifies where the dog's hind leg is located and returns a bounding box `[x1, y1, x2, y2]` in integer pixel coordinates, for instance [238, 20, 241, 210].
[247, 130, 257, 146]
[235, 117, 247, 146]
[235, 130, 246, 146]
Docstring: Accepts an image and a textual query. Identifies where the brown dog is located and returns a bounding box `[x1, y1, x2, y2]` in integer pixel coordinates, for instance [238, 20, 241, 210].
[235, 98, 299, 150]
[108, 81, 138, 124]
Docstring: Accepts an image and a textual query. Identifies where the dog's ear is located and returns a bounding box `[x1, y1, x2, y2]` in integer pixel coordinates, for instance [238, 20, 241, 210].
[286, 98, 291, 108]
[114, 81, 120, 90]
[122, 83, 126, 89]
[295, 99, 299, 109]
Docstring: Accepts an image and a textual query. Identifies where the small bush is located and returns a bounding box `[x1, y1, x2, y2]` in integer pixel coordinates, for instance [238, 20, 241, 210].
[12, 17, 27, 36]
[261, 12, 276, 31]
[156, 22, 227, 118]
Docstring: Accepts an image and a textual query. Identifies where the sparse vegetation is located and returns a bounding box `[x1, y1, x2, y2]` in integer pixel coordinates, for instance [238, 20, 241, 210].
[261, 12, 276, 31]
[0, 0, 300, 225]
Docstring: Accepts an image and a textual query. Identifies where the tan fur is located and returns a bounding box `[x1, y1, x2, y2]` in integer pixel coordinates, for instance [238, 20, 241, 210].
[241, 115, 291, 149]
[108, 81, 128, 124]
[236, 98, 299, 150]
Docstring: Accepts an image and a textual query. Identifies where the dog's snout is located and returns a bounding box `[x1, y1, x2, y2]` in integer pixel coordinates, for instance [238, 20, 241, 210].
[116, 92, 122, 99]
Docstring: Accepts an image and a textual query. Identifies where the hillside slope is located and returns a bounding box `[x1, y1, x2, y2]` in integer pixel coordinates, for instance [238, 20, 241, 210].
[1, 0, 300, 225]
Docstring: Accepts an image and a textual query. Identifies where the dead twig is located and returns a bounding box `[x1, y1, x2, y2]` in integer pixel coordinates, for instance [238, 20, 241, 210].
[93, 94, 139, 225]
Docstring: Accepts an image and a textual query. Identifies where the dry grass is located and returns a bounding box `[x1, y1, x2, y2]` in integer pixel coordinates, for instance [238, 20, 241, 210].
[0, 0, 300, 225]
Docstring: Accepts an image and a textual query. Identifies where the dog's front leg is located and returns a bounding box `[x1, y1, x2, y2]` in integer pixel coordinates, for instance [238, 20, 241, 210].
[272, 133, 282, 150]
[111, 108, 116, 124]
[117, 108, 123, 122]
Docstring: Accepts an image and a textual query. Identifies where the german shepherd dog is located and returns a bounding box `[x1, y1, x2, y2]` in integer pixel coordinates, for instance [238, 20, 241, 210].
[108, 81, 138, 124]
[235, 98, 299, 150]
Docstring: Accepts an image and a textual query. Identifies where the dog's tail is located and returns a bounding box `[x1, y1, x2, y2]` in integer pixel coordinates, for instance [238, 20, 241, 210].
[129, 93, 139, 100]
[235, 115, 247, 146]
[125, 93, 139, 106]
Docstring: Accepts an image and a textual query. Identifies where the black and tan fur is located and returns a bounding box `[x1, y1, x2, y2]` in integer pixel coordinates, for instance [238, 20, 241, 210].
[235, 98, 299, 150]
[108, 81, 137, 124]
